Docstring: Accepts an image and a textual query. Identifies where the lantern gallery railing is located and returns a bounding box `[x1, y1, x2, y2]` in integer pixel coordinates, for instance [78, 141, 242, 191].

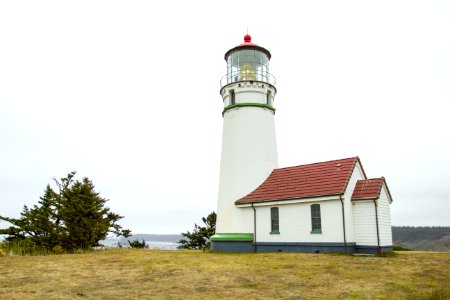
[220, 70, 276, 88]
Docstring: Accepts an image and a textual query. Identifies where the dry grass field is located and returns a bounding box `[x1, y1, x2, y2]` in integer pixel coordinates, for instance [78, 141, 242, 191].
[0, 250, 449, 299]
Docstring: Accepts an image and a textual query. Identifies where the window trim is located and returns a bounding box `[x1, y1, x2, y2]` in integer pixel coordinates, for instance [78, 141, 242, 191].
[310, 204, 322, 234]
[270, 207, 280, 234]
[229, 89, 235, 105]
[266, 90, 272, 106]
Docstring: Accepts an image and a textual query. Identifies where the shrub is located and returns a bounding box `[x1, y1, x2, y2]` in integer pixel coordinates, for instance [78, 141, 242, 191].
[128, 239, 148, 249]
[0, 238, 49, 256]
[52, 245, 64, 254]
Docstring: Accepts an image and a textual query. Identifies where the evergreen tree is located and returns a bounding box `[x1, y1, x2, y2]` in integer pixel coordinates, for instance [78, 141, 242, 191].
[0, 172, 131, 251]
[178, 212, 216, 250]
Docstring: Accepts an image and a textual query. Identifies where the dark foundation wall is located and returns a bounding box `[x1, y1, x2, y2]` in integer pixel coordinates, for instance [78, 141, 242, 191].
[211, 241, 393, 254]
[254, 242, 356, 254]
[212, 241, 357, 253]
[355, 245, 394, 254]
[211, 241, 255, 252]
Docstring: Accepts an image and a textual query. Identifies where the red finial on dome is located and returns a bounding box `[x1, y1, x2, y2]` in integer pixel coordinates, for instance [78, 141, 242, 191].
[244, 34, 251, 43]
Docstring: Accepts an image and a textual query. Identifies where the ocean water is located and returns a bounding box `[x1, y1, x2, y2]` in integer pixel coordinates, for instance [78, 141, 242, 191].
[0, 235, 180, 250]
[100, 239, 179, 250]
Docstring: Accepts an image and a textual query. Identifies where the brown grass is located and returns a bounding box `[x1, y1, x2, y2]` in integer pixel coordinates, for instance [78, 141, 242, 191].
[0, 250, 449, 299]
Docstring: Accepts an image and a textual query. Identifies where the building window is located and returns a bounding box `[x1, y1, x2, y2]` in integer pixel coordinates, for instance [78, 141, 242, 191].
[267, 91, 272, 106]
[229, 90, 235, 105]
[310, 204, 322, 234]
[271, 207, 279, 234]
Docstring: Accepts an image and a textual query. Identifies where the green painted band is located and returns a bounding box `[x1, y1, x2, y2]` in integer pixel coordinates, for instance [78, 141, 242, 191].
[210, 233, 254, 242]
[222, 103, 275, 115]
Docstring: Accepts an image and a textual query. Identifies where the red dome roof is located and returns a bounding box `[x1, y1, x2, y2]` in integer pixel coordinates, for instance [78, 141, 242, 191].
[224, 34, 271, 61]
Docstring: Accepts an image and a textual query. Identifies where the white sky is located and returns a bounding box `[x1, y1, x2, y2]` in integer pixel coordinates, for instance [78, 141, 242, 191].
[1, 1, 449, 234]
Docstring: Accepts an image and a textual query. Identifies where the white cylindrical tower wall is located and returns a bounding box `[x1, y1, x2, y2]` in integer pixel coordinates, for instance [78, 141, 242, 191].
[216, 81, 278, 234]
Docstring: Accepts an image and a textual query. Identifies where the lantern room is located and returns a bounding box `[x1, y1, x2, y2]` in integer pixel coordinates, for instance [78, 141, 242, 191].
[220, 34, 276, 87]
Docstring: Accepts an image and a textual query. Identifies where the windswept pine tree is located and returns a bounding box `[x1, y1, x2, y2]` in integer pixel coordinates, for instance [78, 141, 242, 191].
[179, 212, 216, 250]
[0, 172, 130, 252]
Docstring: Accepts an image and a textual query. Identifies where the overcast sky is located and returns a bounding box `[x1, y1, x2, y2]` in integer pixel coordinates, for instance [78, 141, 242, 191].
[1, 1, 449, 234]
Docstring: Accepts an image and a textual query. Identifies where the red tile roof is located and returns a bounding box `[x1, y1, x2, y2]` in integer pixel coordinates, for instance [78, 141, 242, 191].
[235, 157, 362, 205]
[351, 178, 385, 200]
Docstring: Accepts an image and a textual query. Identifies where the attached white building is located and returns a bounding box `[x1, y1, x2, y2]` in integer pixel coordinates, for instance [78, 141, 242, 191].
[210, 35, 393, 254]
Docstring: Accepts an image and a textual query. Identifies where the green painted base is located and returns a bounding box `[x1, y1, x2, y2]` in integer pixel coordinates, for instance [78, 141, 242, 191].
[210, 233, 254, 242]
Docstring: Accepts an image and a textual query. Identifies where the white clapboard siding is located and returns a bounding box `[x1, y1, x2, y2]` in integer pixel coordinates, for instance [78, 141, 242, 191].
[353, 201, 378, 246]
[377, 184, 393, 246]
[255, 200, 344, 243]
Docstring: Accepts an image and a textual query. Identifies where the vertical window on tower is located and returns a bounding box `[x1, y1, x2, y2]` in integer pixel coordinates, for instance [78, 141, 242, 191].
[267, 91, 272, 106]
[271, 207, 279, 234]
[229, 90, 235, 105]
[310, 204, 322, 234]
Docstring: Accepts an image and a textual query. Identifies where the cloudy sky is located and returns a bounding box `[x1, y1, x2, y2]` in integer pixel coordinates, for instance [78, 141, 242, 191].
[1, 1, 449, 234]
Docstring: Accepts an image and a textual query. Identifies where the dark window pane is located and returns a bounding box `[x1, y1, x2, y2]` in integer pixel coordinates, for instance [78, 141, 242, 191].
[271, 207, 279, 232]
[311, 204, 321, 231]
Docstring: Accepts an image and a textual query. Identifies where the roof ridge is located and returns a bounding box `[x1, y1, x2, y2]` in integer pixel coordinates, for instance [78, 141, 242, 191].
[274, 156, 359, 171]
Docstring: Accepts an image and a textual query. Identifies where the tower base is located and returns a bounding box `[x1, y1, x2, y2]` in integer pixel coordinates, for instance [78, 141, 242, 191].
[211, 241, 254, 252]
[210, 233, 254, 252]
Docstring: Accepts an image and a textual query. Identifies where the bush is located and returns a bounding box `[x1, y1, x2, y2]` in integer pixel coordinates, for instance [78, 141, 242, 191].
[128, 239, 148, 249]
[52, 245, 64, 254]
[0, 238, 49, 256]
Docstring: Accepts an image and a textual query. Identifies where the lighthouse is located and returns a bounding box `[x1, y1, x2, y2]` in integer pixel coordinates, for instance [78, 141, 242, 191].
[211, 34, 278, 252]
[209, 35, 394, 254]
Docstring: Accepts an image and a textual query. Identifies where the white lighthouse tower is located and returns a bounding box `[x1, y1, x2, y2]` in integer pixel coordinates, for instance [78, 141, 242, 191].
[211, 34, 278, 252]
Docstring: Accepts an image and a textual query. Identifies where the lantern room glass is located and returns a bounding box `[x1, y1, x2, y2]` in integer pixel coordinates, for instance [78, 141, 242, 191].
[226, 50, 270, 84]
